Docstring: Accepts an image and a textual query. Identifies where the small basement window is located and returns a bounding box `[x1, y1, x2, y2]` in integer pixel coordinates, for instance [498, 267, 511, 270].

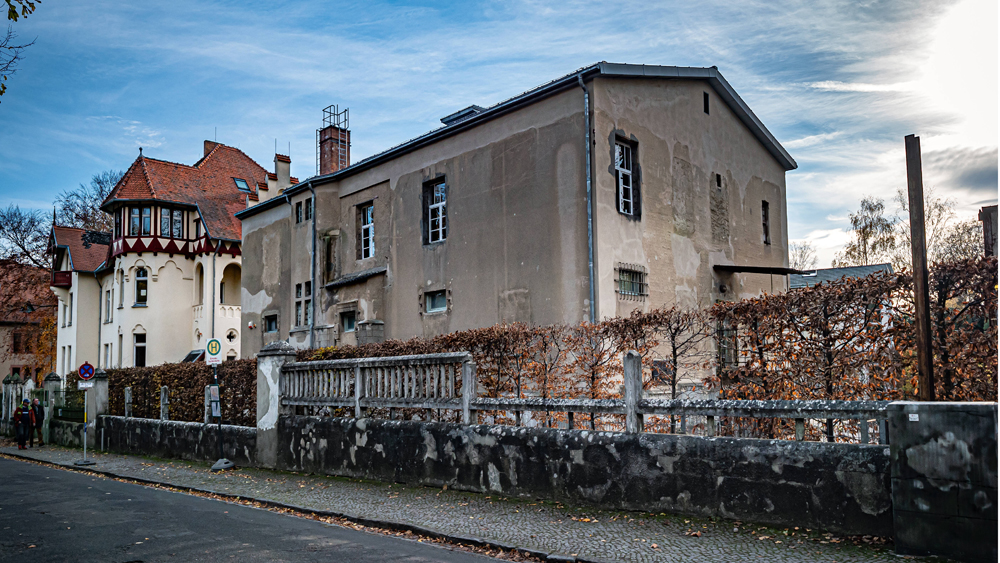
[234, 178, 250, 192]
[341, 311, 356, 333]
[263, 315, 278, 333]
[616, 265, 648, 299]
[425, 290, 447, 313]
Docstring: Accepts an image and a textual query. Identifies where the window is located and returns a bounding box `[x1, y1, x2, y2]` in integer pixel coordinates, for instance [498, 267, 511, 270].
[60, 301, 66, 327]
[616, 265, 648, 299]
[234, 178, 250, 191]
[67, 292, 73, 326]
[762, 200, 771, 245]
[117, 270, 124, 308]
[160, 208, 171, 237]
[424, 179, 448, 244]
[703, 92, 710, 115]
[226, 329, 238, 343]
[295, 201, 303, 224]
[103, 344, 111, 369]
[717, 320, 738, 371]
[615, 141, 637, 216]
[425, 290, 447, 313]
[118, 334, 123, 367]
[716, 173, 722, 188]
[172, 209, 183, 238]
[341, 311, 356, 333]
[294, 282, 311, 327]
[130, 207, 140, 235]
[133, 333, 146, 367]
[226, 354, 237, 362]
[195, 219, 201, 239]
[305, 198, 313, 221]
[264, 314, 278, 333]
[141, 207, 151, 235]
[358, 203, 374, 259]
[220, 281, 225, 305]
[12, 331, 26, 354]
[114, 213, 121, 238]
[105, 290, 112, 322]
[135, 268, 148, 305]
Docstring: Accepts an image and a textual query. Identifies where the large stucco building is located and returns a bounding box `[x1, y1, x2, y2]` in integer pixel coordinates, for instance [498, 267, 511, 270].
[50, 142, 296, 380]
[237, 63, 798, 358]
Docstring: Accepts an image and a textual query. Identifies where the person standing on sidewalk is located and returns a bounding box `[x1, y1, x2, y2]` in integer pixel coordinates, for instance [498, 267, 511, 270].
[30, 398, 45, 447]
[13, 399, 35, 450]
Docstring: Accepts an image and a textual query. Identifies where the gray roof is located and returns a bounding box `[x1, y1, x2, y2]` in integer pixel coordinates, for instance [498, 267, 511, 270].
[238, 62, 796, 221]
[789, 263, 894, 289]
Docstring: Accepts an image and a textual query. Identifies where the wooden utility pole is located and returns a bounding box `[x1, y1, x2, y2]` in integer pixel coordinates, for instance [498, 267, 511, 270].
[905, 134, 935, 400]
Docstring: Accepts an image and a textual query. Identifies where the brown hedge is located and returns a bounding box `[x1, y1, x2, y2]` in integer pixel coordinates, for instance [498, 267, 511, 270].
[106, 359, 256, 427]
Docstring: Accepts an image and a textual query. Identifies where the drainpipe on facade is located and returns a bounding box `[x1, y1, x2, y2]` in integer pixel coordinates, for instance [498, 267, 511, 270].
[308, 181, 316, 350]
[578, 74, 596, 323]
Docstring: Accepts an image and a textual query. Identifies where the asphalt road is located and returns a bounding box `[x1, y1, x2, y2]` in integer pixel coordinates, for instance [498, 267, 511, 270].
[0, 457, 495, 563]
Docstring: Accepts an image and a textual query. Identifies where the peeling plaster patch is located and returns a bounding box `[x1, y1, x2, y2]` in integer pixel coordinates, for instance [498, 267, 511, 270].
[423, 429, 438, 462]
[443, 440, 455, 460]
[906, 432, 972, 486]
[355, 432, 368, 447]
[657, 455, 679, 473]
[672, 234, 701, 279]
[487, 463, 502, 492]
[764, 498, 775, 513]
[837, 471, 892, 516]
[571, 450, 584, 464]
[606, 444, 621, 461]
[241, 288, 271, 315]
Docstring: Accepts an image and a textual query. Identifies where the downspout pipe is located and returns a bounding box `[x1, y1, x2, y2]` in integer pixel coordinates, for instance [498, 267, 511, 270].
[308, 181, 316, 349]
[578, 74, 596, 323]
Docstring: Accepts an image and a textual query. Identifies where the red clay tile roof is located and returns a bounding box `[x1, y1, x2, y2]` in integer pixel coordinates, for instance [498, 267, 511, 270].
[102, 144, 268, 241]
[50, 226, 109, 272]
[275, 154, 291, 163]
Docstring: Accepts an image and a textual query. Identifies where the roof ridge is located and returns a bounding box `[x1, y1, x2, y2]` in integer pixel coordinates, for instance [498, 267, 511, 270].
[139, 155, 157, 198]
[195, 143, 223, 169]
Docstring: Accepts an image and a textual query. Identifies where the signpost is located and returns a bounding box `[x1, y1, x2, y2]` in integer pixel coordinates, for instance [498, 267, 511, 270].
[74, 362, 96, 466]
[206, 339, 234, 472]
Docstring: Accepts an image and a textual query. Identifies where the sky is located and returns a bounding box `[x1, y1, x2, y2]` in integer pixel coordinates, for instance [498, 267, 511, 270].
[0, 0, 996, 267]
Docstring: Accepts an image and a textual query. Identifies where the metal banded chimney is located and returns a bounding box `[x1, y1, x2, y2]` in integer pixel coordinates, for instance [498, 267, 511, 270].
[317, 105, 350, 175]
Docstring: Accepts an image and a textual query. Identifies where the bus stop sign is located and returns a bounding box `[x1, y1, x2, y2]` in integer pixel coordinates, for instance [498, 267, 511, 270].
[206, 339, 223, 366]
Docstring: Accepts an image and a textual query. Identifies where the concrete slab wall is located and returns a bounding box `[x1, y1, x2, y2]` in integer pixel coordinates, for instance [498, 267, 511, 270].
[275, 415, 893, 536]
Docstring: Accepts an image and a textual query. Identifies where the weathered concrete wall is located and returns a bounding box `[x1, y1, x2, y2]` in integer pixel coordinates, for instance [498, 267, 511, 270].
[888, 402, 998, 563]
[276, 415, 892, 536]
[99, 416, 257, 466]
[49, 419, 86, 448]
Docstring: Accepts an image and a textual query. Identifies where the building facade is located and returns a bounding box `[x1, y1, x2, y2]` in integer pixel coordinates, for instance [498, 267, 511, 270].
[237, 63, 798, 358]
[50, 142, 294, 380]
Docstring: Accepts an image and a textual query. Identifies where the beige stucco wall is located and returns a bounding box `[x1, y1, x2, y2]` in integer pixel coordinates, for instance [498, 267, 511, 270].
[241, 77, 790, 362]
[53, 271, 100, 384]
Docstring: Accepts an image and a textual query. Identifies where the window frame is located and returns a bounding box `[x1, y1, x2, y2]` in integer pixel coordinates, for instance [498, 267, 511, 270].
[141, 206, 152, 236]
[614, 140, 640, 218]
[130, 207, 140, 236]
[295, 201, 303, 224]
[423, 178, 448, 244]
[135, 267, 148, 306]
[341, 311, 356, 333]
[304, 197, 313, 221]
[160, 207, 171, 237]
[615, 263, 648, 300]
[762, 200, 772, 246]
[263, 314, 278, 333]
[172, 209, 183, 238]
[357, 202, 374, 260]
[424, 289, 447, 313]
[133, 333, 146, 367]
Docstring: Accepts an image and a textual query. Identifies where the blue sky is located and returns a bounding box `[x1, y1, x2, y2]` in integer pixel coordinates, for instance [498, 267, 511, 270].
[1, 0, 996, 266]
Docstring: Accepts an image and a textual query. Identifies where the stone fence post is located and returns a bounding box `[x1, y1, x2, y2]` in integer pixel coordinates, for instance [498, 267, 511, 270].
[257, 341, 297, 469]
[123, 387, 132, 418]
[461, 360, 477, 425]
[204, 385, 212, 424]
[43, 372, 61, 443]
[623, 351, 644, 433]
[159, 386, 169, 421]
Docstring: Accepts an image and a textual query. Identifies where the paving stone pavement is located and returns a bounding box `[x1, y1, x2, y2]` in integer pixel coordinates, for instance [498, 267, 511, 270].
[1, 444, 905, 563]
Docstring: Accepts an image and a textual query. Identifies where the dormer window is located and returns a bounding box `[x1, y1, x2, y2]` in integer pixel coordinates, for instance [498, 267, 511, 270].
[234, 178, 250, 192]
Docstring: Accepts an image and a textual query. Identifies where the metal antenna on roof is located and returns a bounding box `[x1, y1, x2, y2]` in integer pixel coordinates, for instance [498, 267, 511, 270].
[215, 127, 217, 142]
[274, 139, 277, 154]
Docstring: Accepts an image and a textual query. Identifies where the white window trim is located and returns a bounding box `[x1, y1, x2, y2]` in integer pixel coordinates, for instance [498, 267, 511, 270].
[428, 181, 447, 243]
[360, 204, 374, 259]
[615, 142, 634, 216]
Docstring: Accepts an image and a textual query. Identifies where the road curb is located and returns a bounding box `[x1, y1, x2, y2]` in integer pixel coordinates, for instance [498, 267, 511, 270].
[1, 450, 609, 563]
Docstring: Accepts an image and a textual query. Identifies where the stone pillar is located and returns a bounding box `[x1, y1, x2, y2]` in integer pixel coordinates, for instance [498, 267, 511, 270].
[623, 351, 644, 434]
[85, 369, 109, 449]
[256, 341, 296, 469]
[43, 373, 61, 443]
[124, 387, 132, 418]
[461, 360, 477, 425]
[159, 386, 169, 421]
[204, 385, 212, 424]
[887, 401, 998, 562]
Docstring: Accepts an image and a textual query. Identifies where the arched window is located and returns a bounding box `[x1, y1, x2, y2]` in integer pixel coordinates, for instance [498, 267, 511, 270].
[195, 264, 204, 304]
[135, 268, 148, 305]
[221, 264, 241, 305]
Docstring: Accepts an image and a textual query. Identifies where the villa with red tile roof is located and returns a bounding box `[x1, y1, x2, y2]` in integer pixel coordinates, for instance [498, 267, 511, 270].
[49, 141, 296, 377]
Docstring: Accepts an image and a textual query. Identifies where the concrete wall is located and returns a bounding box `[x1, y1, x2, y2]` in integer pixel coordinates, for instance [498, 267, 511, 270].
[275, 415, 892, 536]
[888, 402, 997, 563]
[46, 416, 257, 467]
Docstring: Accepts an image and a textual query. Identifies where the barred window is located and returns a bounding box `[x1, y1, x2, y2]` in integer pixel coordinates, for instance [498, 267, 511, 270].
[615, 264, 648, 299]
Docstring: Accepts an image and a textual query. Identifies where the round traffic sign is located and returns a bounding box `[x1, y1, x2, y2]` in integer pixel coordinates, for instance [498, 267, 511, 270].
[207, 339, 222, 356]
[79, 362, 95, 380]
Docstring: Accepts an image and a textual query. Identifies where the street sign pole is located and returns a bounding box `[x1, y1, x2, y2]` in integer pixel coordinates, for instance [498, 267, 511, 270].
[75, 362, 96, 466]
[206, 339, 234, 472]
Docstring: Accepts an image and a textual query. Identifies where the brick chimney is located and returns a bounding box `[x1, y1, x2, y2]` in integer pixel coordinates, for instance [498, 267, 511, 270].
[204, 140, 220, 156]
[318, 125, 350, 175]
[274, 154, 291, 192]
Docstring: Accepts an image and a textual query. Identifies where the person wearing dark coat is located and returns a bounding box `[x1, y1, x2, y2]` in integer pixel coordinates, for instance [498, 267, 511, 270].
[13, 399, 35, 450]
[31, 398, 44, 447]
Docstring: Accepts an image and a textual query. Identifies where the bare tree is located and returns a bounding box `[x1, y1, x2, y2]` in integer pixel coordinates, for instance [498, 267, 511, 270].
[0, 204, 49, 267]
[1, 0, 39, 100]
[937, 220, 983, 263]
[890, 186, 957, 270]
[833, 196, 896, 267]
[789, 241, 818, 270]
[55, 169, 123, 232]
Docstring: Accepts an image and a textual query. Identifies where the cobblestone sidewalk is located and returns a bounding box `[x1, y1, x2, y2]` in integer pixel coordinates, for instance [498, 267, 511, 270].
[1, 443, 903, 563]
